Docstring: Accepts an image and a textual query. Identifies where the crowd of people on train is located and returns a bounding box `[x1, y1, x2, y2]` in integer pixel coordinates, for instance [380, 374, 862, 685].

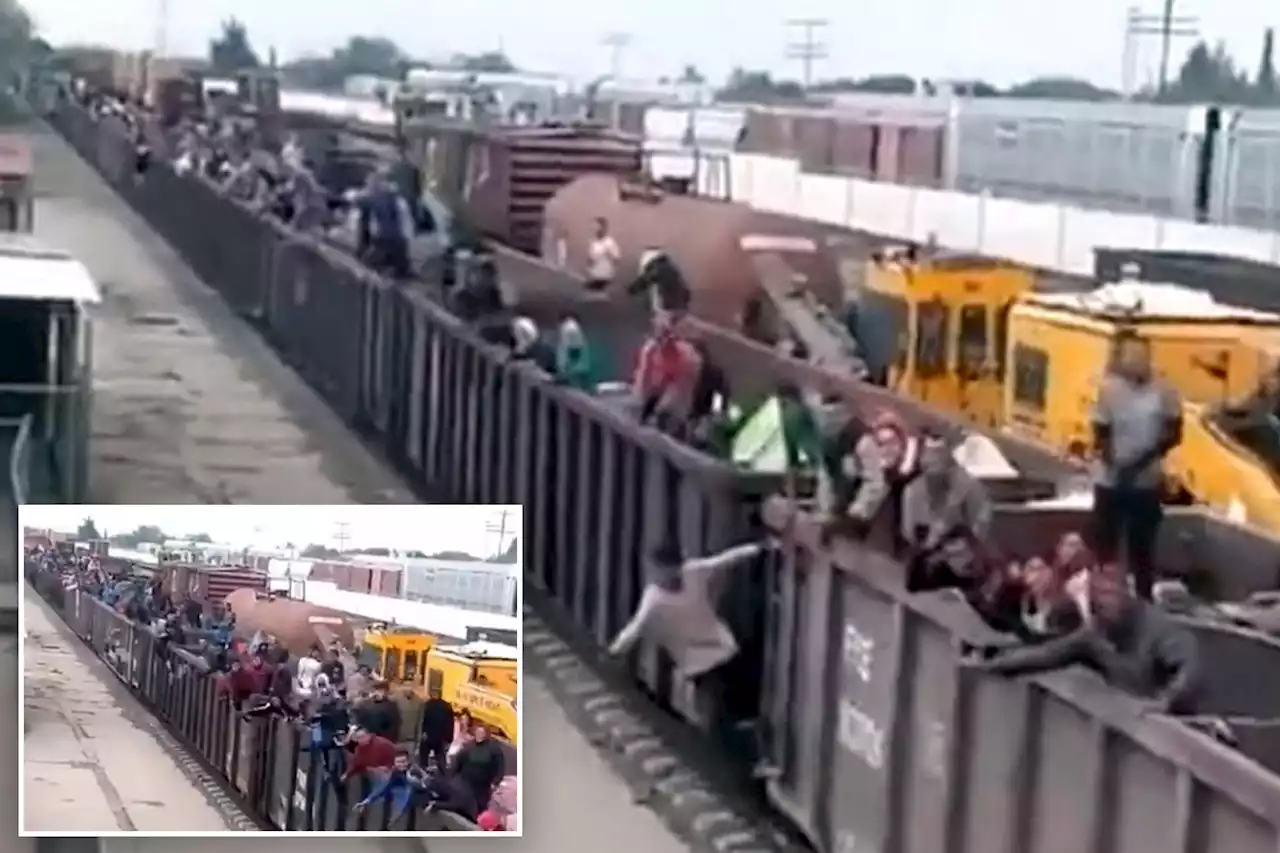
[65, 82, 1208, 722]
[24, 547, 516, 831]
[611, 331, 1203, 717]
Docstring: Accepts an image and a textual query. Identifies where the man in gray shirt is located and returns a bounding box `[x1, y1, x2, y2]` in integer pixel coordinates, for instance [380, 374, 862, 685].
[1091, 334, 1182, 599]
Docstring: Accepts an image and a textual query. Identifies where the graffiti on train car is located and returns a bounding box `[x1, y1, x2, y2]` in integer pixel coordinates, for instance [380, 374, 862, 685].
[837, 620, 885, 771]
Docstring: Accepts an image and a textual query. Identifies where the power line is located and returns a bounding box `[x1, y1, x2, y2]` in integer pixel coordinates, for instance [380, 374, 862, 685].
[784, 18, 829, 89]
[333, 521, 350, 555]
[485, 508, 515, 557]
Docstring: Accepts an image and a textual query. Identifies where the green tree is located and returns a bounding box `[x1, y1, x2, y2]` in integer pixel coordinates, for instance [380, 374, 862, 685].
[75, 517, 100, 540]
[188, 532, 212, 542]
[717, 68, 806, 103]
[1004, 76, 1116, 101]
[209, 17, 260, 74]
[1258, 28, 1276, 102]
[454, 51, 516, 73]
[110, 524, 166, 548]
[491, 538, 517, 564]
[300, 543, 341, 558]
[678, 64, 705, 84]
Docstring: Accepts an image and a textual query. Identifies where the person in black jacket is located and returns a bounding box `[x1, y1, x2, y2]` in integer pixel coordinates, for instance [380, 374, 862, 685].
[355, 682, 402, 742]
[452, 723, 505, 812]
[418, 690, 455, 770]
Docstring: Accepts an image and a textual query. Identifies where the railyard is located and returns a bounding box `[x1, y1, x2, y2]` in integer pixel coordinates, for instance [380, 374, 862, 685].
[16, 75, 1280, 853]
[16, 119, 703, 850]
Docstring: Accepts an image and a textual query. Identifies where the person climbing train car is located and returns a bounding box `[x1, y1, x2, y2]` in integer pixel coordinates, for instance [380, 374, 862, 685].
[1091, 333, 1182, 600]
[607, 538, 772, 679]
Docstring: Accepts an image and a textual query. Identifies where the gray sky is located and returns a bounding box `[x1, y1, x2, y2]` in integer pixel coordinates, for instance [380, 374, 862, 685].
[23, 0, 1278, 89]
[20, 504, 522, 556]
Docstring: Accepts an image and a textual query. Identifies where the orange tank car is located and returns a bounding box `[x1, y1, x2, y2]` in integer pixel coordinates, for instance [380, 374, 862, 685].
[539, 173, 857, 329]
[223, 587, 357, 654]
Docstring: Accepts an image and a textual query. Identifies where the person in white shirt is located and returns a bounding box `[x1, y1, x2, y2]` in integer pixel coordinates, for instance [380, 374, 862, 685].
[608, 539, 770, 678]
[295, 646, 323, 699]
[585, 217, 621, 292]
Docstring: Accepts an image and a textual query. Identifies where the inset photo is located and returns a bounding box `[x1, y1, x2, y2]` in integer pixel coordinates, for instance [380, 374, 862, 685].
[19, 504, 522, 837]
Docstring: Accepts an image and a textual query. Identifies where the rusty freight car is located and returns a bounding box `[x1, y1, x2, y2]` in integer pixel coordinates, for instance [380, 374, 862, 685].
[224, 587, 358, 654]
[736, 104, 947, 185]
[540, 172, 864, 328]
[400, 117, 642, 254]
[161, 562, 267, 605]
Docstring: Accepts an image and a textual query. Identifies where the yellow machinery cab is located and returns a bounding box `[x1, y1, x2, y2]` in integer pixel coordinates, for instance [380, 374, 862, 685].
[0, 135, 34, 232]
[863, 245, 1035, 428]
[1004, 280, 1280, 525]
[425, 643, 518, 744]
[360, 624, 438, 683]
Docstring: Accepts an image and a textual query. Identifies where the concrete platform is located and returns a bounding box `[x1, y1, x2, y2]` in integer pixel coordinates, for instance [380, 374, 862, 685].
[26, 124, 693, 851]
[21, 584, 235, 833]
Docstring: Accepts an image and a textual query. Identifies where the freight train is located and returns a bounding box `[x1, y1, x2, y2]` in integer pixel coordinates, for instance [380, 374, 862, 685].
[644, 94, 1280, 230]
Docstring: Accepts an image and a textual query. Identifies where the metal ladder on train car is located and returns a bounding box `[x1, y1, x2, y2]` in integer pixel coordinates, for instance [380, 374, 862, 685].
[750, 252, 866, 377]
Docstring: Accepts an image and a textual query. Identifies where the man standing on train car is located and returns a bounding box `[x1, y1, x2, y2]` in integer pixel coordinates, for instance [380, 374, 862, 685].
[1091, 334, 1182, 600]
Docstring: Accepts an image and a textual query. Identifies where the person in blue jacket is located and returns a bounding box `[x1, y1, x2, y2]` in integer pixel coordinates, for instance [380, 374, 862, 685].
[353, 749, 428, 825]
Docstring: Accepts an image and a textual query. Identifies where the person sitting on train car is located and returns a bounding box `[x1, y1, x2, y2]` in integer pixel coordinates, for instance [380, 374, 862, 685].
[627, 249, 692, 315]
[632, 312, 702, 430]
[968, 566, 1202, 714]
[451, 254, 506, 323]
[343, 726, 399, 782]
[1091, 333, 1182, 601]
[1014, 556, 1088, 640]
[868, 410, 923, 550]
[815, 399, 891, 541]
[355, 681, 402, 742]
[353, 749, 429, 824]
[585, 217, 622, 292]
[901, 432, 993, 559]
[607, 538, 769, 678]
[554, 317, 597, 392]
[510, 317, 558, 374]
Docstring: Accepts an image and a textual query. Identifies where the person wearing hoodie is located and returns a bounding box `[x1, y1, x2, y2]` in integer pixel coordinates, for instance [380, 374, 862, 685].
[510, 317, 557, 373]
[969, 566, 1202, 714]
[355, 682, 402, 742]
[554, 317, 596, 391]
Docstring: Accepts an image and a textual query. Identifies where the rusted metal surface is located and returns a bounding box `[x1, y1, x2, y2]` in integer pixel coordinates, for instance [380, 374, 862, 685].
[164, 562, 266, 604]
[759, 499, 1280, 853]
[541, 173, 848, 326]
[224, 587, 358, 652]
[50, 97, 1280, 853]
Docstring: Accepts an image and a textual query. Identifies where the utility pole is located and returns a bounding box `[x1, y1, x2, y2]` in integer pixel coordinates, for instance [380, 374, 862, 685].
[784, 18, 829, 90]
[333, 521, 350, 555]
[485, 508, 515, 558]
[154, 0, 169, 58]
[1122, 4, 1198, 98]
[601, 32, 632, 81]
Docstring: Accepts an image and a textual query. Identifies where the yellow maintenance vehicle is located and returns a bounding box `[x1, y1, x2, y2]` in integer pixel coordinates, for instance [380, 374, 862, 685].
[861, 246, 1036, 428]
[861, 247, 1280, 531]
[360, 625, 518, 744]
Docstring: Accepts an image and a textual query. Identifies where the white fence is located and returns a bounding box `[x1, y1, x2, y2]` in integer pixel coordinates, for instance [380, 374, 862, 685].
[722, 152, 1280, 277]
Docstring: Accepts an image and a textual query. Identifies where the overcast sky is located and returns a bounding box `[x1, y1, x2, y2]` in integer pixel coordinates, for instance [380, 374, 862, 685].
[20, 504, 522, 555]
[22, 0, 1277, 89]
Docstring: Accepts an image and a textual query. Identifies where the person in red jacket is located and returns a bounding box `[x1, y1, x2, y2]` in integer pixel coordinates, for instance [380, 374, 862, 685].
[216, 655, 273, 708]
[342, 728, 397, 782]
[631, 312, 701, 430]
